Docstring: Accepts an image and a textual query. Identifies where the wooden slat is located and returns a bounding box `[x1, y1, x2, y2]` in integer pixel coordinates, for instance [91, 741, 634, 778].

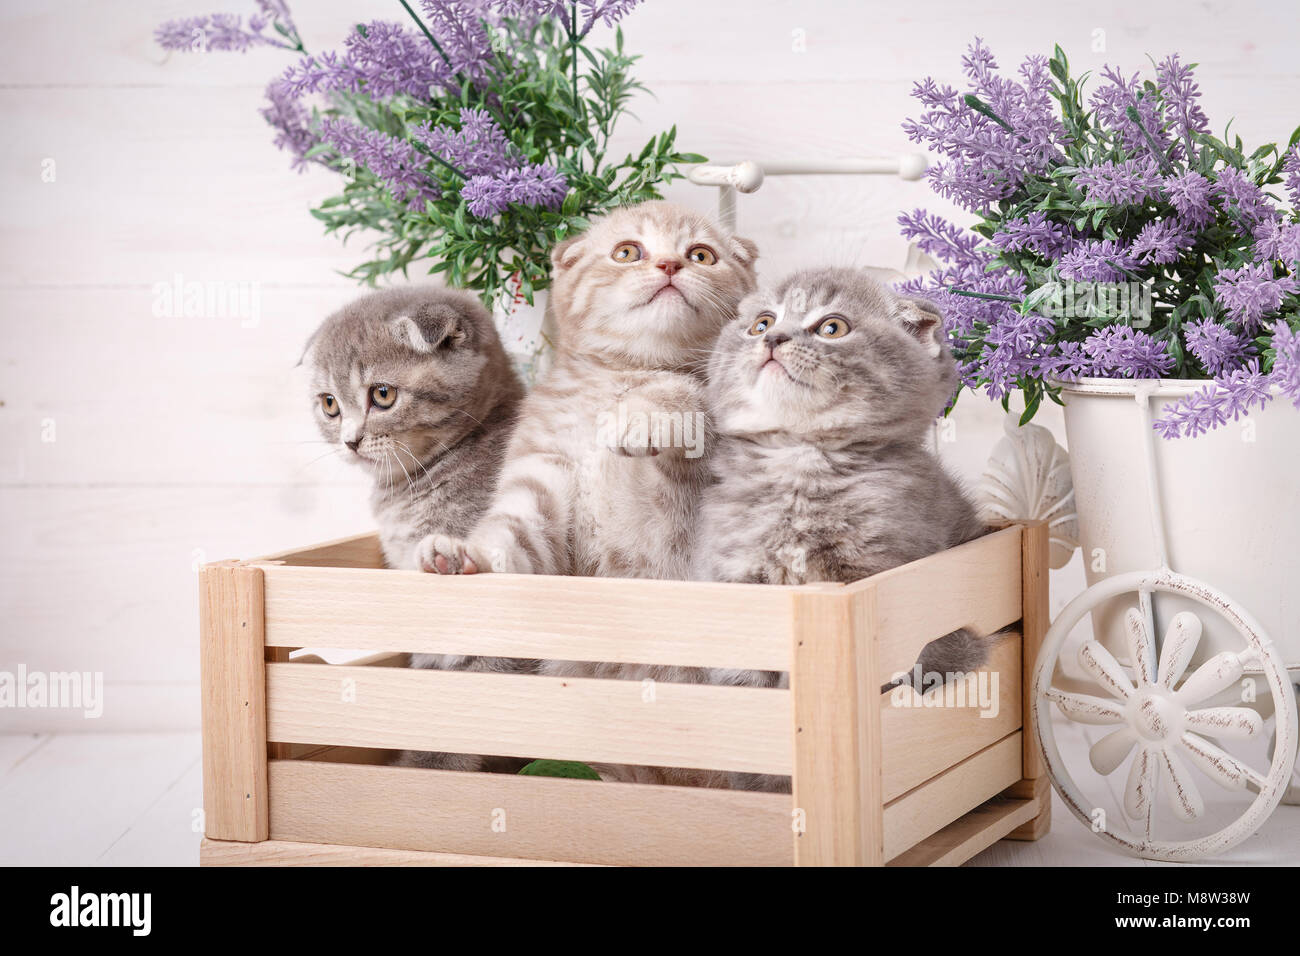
[199, 838, 593, 867]
[1019, 520, 1050, 781]
[267, 760, 793, 867]
[256, 532, 386, 569]
[882, 731, 1023, 861]
[259, 564, 796, 671]
[266, 663, 792, 775]
[1004, 776, 1053, 841]
[880, 631, 1022, 802]
[886, 796, 1041, 867]
[199, 563, 269, 842]
[791, 588, 882, 865]
[866, 526, 1024, 683]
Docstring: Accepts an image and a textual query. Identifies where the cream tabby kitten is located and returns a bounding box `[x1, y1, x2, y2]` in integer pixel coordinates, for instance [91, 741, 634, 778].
[421, 201, 758, 584]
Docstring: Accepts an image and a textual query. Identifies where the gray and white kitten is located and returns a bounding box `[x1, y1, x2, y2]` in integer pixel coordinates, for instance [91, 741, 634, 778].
[305, 286, 530, 772]
[694, 267, 989, 709]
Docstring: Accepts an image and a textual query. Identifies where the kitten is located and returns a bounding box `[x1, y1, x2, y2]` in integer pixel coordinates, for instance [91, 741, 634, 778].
[421, 201, 758, 583]
[420, 202, 757, 788]
[304, 286, 530, 772]
[694, 268, 990, 787]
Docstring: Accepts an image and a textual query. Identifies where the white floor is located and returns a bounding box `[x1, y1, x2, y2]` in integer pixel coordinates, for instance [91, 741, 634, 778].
[1, 730, 1296, 866]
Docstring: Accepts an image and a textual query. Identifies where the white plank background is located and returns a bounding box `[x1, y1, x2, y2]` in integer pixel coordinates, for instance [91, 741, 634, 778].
[2, 0, 1297, 731]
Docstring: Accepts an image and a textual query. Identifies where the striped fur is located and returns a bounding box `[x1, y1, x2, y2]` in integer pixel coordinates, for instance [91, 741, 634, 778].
[692, 268, 990, 791]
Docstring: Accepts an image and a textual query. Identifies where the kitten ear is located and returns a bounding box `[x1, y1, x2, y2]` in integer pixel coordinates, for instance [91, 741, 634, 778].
[727, 235, 759, 265]
[551, 233, 589, 272]
[895, 297, 946, 358]
[392, 304, 467, 353]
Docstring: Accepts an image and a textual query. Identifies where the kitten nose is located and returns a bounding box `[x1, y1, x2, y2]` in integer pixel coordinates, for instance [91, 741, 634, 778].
[345, 439, 361, 452]
[655, 257, 683, 276]
[765, 331, 791, 347]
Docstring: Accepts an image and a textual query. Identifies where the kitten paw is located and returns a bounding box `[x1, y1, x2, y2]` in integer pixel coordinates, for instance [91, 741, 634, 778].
[418, 534, 481, 574]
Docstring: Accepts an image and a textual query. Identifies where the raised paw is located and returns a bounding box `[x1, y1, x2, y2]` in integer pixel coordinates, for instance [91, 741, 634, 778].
[415, 533, 480, 574]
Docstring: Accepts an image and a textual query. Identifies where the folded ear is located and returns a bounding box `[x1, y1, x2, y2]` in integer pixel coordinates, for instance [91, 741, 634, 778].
[391, 303, 467, 353]
[551, 233, 590, 273]
[895, 296, 946, 358]
[728, 235, 759, 266]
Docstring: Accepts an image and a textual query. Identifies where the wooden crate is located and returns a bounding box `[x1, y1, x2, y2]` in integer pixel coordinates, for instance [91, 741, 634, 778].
[198, 522, 1051, 866]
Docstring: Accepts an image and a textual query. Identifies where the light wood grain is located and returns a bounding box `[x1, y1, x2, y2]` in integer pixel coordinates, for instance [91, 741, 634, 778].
[266, 662, 792, 775]
[199, 837, 592, 867]
[198, 563, 268, 842]
[887, 796, 1042, 867]
[880, 631, 1022, 802]
[882, 731, 1023, 861]
[867, 526, 1024, 683]
[259, 563, 796, 671]
[791, 588, 882, 866]
[1004, 775, 1053, 841]
[267, 759, 792, 866]
[1019, 520, 1050, 781]
[256, 531, 385, 569]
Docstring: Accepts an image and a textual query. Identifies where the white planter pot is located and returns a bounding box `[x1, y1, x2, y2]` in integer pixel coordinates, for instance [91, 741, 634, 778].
[492, 276, 554, 385]
[1058, 378, 1300, 677]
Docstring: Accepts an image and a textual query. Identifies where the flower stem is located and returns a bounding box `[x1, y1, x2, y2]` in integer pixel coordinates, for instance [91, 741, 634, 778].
[948, 286, 1023, 303]
[964, 94, 1014, 133]
[397, 0, 455, 74]
[1124, 105, 1175, 174]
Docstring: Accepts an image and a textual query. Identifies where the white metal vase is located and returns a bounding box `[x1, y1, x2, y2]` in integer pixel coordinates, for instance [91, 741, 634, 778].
[1032, 377, 1300, 860]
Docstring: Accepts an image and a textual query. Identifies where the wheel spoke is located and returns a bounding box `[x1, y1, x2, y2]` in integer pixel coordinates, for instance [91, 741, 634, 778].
[1089, 727, 1137, 775]
[1158, 747, 1203, 821]
[1174, 651, 1245, 706]
[1183, 706, 1263, 739]
[1178, 732, 1254, 791]
[1078, 640, 1134, 700]
[1158, 611, 1202, 689]
[1046, 687, 1126, 725]
[1128, 597, 1156, 686]
[1124, 745, 1156, 821]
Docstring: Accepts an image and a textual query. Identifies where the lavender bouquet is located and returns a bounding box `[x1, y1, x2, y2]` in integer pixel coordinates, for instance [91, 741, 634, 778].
[900, 41, 1300, 437]
[156, 1, 699, 310]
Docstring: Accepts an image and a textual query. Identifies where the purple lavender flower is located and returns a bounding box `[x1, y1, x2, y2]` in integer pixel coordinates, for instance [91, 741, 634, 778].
[318, 118, 440, 210]
[903, 39, 1067, 213]
[1253, 218, 1300, 267]
[342, 20, 454, 99]
[417, 0, 500, 80]
[1183, 318, 1256, 374]
[1074, 159, 1163, 206]
[1161, 170, 1215, 228]
[1283, 144, 1300, 209]
[415, 108, 517, 176]
[1128, 218, 1192, 266]
[1082, 326, 1175, 378]
[1057, 239, 1138, 283]
[1212, 263, 1298, 329]
[897, 209, 990, 268]
[1270, 320, 1300, 408]
[1155, 360, 1274, 438]
[155, 12, 292, 53]
[1090, 66, 1174, 161]
[1213, 167, 1273, 232]
[1156, 55, 1209, 160]
[460, 163, 568, 217]
[992, 212, 1074, 259]
[260, 79, 318, 172]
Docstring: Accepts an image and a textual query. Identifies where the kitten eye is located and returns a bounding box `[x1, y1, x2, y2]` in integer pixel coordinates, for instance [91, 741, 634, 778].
[687, 245, 717, 265]
[370, 384, 397, 409]
[816, 316, 851, 339]
[611, 242, 643, 263]
[748, 314, 774, 336]
[319, 394, 340, 417]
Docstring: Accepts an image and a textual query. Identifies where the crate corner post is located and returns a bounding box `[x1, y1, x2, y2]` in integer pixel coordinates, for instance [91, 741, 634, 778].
[199, 561, 271, 848]
[790, 584, 884, 866]
[1006, 519, 1051, 841]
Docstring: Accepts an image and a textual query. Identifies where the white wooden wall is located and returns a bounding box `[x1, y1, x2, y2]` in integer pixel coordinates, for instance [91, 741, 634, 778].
[2, 0, 1296, 731]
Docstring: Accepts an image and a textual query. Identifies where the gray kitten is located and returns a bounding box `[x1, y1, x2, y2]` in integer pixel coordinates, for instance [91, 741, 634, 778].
[694, 268, 990, 769]
[304, 286, 530, 772]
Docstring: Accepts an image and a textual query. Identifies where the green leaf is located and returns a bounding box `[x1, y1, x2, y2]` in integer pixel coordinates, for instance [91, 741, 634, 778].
[518, 760, 602, 780]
